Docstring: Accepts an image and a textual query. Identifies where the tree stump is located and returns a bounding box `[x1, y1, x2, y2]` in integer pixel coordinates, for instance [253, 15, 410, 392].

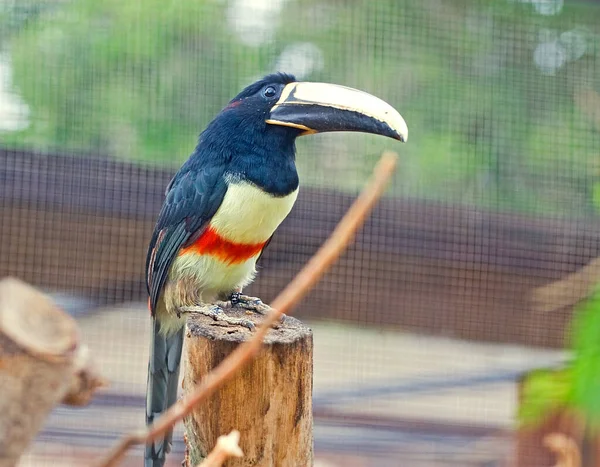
[0, 277, 105, 467]
[182, 309, 313, 467]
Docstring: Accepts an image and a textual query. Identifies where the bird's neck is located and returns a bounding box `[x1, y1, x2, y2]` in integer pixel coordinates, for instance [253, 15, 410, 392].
[198, 120, 300, 197]
[230, 143, 299, 197]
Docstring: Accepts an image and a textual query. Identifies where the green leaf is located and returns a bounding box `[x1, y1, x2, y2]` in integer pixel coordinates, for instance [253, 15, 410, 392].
[569, 288, 600, 426]
[518, 368, 572, 427]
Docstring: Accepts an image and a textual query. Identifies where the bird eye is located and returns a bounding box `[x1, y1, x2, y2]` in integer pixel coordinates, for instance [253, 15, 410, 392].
[262, 85, 277, 98]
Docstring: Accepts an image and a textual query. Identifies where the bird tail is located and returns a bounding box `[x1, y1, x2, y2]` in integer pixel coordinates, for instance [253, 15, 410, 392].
[145, 318, 184, 467]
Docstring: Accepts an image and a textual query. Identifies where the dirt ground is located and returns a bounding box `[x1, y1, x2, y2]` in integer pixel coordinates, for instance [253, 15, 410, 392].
[18, 303, 565, 466]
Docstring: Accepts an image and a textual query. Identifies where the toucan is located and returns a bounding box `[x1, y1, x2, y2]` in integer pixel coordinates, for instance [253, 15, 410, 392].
[144, 73, 407, 466]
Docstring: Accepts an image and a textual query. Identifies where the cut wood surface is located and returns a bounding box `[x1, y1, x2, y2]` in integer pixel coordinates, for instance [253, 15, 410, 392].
[182, 310, 313, 467]
[0, 277, 105, 467]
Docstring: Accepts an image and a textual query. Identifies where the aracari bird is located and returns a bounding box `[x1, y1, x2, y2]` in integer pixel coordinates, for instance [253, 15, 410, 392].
[145, 73, 408, 466]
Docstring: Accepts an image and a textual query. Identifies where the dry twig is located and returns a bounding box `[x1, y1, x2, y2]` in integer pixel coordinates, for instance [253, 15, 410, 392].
[196, 430, 243, 467]
[531, 256, 600, 312]
[544, 433, 581, 467]
[94, 151, 398, 467]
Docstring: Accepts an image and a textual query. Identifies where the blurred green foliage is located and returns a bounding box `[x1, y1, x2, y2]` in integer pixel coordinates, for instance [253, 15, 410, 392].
[518, 367, 572, 427]
[519, 287, 600, 428]
[2, 0, 600, 215]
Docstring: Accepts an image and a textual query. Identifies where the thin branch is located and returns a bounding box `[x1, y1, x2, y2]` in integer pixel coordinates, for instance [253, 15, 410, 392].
[94, 151, 398, 467]
[544, 433, 581, 467]
[531, 256, 600, 312]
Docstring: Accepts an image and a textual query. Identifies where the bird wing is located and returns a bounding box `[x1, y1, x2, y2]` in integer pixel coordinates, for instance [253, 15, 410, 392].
[146, 165, 228, 314]
[256, 234, 274, 265]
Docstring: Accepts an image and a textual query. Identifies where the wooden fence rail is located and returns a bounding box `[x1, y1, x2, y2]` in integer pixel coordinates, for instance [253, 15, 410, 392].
[2, 147, 600, 347]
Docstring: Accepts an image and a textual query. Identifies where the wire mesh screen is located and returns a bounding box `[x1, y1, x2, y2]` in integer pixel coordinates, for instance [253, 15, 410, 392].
[1, 0, 600, 465]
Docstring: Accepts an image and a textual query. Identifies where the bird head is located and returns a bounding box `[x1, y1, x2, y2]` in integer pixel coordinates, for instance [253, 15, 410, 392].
[218, 73, 408, 145]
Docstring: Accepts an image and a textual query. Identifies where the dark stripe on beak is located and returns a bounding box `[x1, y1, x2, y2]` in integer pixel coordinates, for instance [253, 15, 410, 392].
[269, 103, 405, 141]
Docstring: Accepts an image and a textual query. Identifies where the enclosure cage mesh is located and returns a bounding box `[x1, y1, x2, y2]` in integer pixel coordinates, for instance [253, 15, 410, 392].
[1, 0, 599, 465]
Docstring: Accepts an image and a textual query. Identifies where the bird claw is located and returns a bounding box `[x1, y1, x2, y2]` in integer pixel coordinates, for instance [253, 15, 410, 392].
[229, 292, 270, 314]
[178, 305, 256, 331]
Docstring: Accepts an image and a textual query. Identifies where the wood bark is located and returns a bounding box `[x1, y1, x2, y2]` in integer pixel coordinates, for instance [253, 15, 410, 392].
[0, 277, 104, 467]
[182, 309, 313, 467]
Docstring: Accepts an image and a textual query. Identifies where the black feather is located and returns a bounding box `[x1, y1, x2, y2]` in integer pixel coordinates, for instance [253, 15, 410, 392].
[230, 72, 296, 102]
[145, 73, 301, 315]
[144, 73, 303, 467]
[146, 165, 228, 313]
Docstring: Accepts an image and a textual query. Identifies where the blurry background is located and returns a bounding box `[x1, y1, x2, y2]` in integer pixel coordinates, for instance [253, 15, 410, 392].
[1, 0, 600, 465]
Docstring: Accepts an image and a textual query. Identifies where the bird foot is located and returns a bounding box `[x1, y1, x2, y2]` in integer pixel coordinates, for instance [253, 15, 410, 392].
[227, 292, 271, 315]
[217, 293, 285, 328]
[178, 304, 256, 331]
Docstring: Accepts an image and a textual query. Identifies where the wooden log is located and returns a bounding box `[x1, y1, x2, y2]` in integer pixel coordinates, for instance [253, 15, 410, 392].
[0, 277, 105, 467]
[182, 309, 313, 467]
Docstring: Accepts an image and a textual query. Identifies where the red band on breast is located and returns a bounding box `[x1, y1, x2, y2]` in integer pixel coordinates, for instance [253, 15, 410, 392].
[179, 227, 266, 264]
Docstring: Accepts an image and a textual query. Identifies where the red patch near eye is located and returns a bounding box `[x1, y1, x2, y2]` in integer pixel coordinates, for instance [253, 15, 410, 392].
[179, 227, 266, 264]
[225, 100, 243, 110]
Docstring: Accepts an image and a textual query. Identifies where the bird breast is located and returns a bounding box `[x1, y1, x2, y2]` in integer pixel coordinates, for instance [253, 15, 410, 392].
[210, 179, 299, 244]
[168, 180, 298, 303]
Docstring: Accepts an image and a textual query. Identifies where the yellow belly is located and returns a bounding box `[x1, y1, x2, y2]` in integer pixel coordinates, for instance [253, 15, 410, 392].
[157, 180, 298, 327]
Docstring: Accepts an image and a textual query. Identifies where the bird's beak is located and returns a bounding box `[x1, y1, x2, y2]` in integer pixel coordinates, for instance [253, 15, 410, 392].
[266, 82, 408, 142]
